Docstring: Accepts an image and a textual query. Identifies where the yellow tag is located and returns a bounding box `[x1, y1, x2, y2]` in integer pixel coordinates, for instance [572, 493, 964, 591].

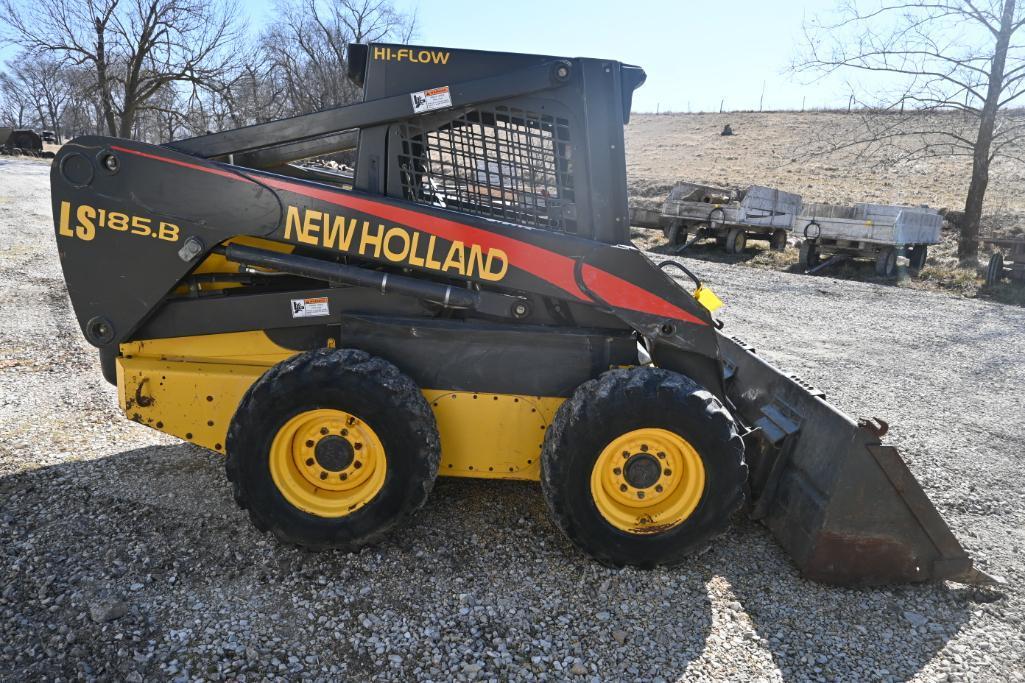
[694, 286, 723, 312]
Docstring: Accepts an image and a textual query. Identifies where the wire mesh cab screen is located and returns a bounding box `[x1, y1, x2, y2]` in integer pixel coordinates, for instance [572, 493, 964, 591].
[396, 105, 576, 232]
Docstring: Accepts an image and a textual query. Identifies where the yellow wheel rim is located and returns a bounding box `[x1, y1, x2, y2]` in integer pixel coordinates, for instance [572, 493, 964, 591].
[269, 408, 387, 518]
[590, 428, 705, 534]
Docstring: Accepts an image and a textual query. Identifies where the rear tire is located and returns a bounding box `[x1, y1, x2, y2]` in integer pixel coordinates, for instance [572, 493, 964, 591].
[908, 244, 928, 269]
[540, 367, 746, 568]
[798, 240, 821, 269]
[770, 229, 788, 252]
[986, 252, 1005, 286]
[875, 246, 897, 277]
[726, 228, 747, 254]
[226, 348, 440, 550]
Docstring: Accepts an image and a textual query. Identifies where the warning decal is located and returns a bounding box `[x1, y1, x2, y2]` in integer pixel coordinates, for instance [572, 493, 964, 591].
[411, 86, 452, 114]
[291, 297, 330, 318]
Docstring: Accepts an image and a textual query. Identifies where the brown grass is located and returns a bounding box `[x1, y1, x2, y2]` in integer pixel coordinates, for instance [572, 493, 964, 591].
[625, 111, 1025, 306]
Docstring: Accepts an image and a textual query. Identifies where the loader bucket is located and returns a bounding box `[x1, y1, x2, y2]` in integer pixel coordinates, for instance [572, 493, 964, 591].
[718, 334, 997, 586]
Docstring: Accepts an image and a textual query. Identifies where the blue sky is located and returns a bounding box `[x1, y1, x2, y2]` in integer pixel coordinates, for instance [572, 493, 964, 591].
[2, 0, 851, 112]
[247, 0, 848, 112]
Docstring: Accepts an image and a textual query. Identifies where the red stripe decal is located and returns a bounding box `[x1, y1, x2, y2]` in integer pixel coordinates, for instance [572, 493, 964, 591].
[112, 145, 250, 183]
[581, 265, 707, 327]
[115, 146, 705, 325]
[255, 174, 589, 300]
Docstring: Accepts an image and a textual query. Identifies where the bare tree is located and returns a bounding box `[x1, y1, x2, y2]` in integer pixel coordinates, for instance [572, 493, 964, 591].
[795, 0, 1025, 262]
[11, 52, 76, 141]
[0, 0, 245, 138]
[0, 70, 35, 127]
[261, 0, 417, 115]
[59, 65, 107, 138]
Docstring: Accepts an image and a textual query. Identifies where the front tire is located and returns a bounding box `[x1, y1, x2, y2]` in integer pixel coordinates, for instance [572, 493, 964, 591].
[662, 219, 688, 246]
[226, 348, 440, 550]
[875, 246, 897, 277]
[726, 228, 747, 254]
[540, 367, 746, 568]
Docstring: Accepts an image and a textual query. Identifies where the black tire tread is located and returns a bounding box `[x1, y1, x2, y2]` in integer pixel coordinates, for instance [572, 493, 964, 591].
[226, 348, 440, 551]
[540, 367, 746, 568]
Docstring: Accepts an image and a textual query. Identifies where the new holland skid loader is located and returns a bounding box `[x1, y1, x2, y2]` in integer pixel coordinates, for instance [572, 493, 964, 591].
[51, 43, 996, 585]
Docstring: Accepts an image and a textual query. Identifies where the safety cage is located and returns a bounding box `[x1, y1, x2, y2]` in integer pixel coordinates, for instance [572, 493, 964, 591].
[395, 105, 577, 233]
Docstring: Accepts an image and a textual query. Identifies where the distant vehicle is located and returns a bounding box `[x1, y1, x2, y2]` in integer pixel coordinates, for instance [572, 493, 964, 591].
[793, 203, 942, 277]
[0, 127, 54, 158]
[656, 182, 802, 253]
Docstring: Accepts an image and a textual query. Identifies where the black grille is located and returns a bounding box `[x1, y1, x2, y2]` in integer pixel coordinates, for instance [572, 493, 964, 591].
[396, 106, 576, 232]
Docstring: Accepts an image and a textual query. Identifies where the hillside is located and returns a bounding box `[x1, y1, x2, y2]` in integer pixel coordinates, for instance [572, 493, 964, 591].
[624, 111, 1025, 303]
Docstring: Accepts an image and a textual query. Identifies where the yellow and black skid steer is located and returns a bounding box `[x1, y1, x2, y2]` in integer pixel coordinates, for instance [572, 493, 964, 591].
[51, 43, 996, 585]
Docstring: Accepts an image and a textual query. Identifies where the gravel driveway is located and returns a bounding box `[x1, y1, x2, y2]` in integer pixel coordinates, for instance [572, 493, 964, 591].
[1, 157, 1023, 681]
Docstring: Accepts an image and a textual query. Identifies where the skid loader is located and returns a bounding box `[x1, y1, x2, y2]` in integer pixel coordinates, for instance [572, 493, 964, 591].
[51, 43, 996, 585]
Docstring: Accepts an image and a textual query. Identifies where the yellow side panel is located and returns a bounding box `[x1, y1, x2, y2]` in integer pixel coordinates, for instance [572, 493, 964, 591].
[117, 334, 566, 481]
[118, 356, 267, 453]
[120, 330, 297, 367]
[425, 390, 564, 481]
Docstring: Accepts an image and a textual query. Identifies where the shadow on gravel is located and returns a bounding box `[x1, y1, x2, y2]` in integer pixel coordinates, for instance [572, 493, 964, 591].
[717, 522, 977, 681]
[646, 238, 763, 266]
[0, 442, 975, 681]
[0, 443, 712, 680]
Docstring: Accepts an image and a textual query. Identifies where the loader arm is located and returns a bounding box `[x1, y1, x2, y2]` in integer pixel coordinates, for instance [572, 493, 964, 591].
[51, 135, 726, 397]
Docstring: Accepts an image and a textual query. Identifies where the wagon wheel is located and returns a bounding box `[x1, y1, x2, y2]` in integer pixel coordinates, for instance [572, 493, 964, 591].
[770, 229, 788, 252]
[985, 252, 1004, 286]
[908, 245, 928, 270]
[663, 220, 689, 246]
[875, 247, 897, 277]
[725, 228, 747, 254]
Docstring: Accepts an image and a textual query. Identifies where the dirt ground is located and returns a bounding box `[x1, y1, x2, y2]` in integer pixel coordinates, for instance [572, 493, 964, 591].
[1, 156, 1024, 681]
[624, 112, 1025, 221]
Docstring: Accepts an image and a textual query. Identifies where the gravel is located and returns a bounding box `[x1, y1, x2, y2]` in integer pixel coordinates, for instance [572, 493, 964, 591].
[2, 156, 1024, 681]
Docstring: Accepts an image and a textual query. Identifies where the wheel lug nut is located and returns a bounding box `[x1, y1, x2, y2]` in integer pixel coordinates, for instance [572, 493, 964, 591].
[637, 491, 645, 499]
[305, 440, 314, 448]
[657, 451, 666, 459]
[305, 458, 314, 466]
[354, 443, 362, 451]
[320, 427, 328, 435]
[640, 444, 648, 452]
[619, 484, 627, 492]
[622, 450, 629, 458]
[319, 472, 327, 480]
[655, 484, 663, 493]
[341, 428, 348, 436]
[613, 467, 622, 475]
[340, 473, 348, 480]
[354, 461, 362, 469]
[664, 469, 672, 476]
